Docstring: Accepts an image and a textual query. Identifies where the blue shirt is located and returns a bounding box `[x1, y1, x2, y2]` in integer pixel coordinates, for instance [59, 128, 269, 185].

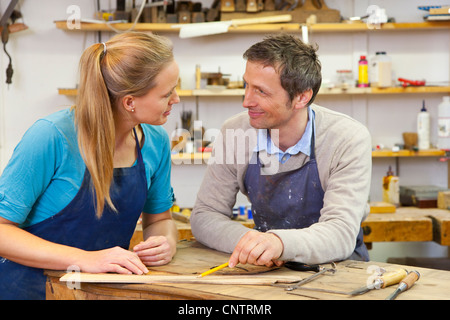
[0, 108, 173, 228]
[255, 107, 314, 163]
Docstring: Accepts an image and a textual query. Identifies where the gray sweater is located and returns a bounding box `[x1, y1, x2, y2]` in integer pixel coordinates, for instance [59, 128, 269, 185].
[190, 104, 372, 264]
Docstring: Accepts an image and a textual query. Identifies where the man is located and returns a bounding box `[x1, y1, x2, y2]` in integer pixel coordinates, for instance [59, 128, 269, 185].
[190, 34, 371, 268]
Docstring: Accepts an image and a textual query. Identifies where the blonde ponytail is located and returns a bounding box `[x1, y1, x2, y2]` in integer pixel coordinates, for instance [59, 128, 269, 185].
[74, 32, 174, 218]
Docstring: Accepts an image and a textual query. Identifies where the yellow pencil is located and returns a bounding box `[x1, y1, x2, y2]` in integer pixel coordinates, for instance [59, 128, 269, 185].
[197, 262, 229, 278]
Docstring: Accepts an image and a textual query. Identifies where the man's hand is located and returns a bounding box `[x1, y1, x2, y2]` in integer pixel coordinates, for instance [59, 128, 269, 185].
[228, 230, 284, 268]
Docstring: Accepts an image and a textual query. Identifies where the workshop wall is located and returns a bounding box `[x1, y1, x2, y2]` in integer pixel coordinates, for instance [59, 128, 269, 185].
[0, 0, 449, 261]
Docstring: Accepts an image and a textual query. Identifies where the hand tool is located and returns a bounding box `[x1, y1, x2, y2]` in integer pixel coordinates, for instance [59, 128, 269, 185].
[285, 262, 337, 291]
[0, 0, 19, 84]
[175, 14, 292, 38]
[197, 262, 229, 278]
[398, 78, 426, 87]
[385, 270, 420, 300]
[349, 268, 407, 296]
[284, 262, 321, 272]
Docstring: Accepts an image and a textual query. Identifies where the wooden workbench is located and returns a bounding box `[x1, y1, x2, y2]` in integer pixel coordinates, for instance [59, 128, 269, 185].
[362, 207, 450, 246]
[46, 240, 450, 300]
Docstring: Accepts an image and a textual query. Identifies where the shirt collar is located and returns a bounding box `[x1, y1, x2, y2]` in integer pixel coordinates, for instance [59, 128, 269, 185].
[255, 106, 314, 158]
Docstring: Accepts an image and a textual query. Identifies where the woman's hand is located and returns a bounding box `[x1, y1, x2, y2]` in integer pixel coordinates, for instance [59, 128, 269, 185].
[133, 236, 174, 266]
[134, 210, 177, 266]
[78, 246, 149, 274]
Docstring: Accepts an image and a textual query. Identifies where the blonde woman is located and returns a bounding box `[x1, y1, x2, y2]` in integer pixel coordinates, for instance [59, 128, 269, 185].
[0, 32, 180, 299]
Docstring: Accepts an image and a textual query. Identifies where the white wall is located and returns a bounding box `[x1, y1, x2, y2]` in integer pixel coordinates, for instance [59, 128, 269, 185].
[1, 0, 449, 261]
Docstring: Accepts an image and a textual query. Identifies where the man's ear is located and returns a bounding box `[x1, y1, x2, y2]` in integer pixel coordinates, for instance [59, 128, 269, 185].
[293, 89, 313, 110]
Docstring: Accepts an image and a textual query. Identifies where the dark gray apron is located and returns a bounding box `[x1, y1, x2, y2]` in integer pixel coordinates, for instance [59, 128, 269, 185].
[244, 121, 368, 262]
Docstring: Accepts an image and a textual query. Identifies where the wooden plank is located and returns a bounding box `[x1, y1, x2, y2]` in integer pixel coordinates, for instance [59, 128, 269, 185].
[369, 202, 396, 213]
[59, 272, 297, 286]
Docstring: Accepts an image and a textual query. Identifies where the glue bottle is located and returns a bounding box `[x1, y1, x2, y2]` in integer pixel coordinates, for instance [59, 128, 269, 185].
[357, 55, 369, 88]
[437, 96, 450, 150]
[417, 100, 430, 150]
[382, 166, 399, 207]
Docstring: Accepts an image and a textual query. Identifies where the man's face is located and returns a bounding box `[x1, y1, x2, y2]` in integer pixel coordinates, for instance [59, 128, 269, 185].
[242, 61, 295, 130]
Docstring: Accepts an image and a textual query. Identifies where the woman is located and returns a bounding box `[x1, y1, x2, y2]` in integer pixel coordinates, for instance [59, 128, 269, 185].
[0, 32, 180, 299]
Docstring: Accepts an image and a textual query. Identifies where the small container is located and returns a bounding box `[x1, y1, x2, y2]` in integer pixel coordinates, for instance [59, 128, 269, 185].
[437, 96, 450, 150]
[370, 51, 392, 87]
[357, 55, 369, 88]
[417, 100, 430, 150]
[336, 69, 354, 89]
[247, 208, 253, 219]
[382, 166, 399, 207]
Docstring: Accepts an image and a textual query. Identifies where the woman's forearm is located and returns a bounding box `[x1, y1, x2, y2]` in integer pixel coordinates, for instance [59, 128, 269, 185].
[0, 222, 85, 270]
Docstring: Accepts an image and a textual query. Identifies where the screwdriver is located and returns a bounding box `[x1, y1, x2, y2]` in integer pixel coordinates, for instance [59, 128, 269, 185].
[349, 268, 407, 296]
[385, 270, 420, 300]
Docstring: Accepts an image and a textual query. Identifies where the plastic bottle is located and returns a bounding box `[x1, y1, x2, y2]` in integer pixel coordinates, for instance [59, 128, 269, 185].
[437, 96, 450, 150]
[357, 55, 369, 88]
[370, 52, 392, 87]
[417, 100, 430, 150]
[382, 166, 399, 207]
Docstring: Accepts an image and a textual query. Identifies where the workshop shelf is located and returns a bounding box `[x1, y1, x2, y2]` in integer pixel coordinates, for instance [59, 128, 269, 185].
[59, 86, 450, 97]
[54, 20, 450, 33]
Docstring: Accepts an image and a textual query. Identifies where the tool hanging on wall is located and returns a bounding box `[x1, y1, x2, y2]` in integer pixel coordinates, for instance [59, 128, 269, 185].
[0, 0, 20, 85]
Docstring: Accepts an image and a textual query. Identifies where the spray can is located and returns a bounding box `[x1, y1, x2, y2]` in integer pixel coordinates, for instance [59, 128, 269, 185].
[382, 166, 399, 207]
[357, 55, 369, 88]
[437, 96, 450, 150]
[417, 100, 430, 150]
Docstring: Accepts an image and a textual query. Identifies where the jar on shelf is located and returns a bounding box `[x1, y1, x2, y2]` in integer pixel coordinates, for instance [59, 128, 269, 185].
[336, 69, 354, 89]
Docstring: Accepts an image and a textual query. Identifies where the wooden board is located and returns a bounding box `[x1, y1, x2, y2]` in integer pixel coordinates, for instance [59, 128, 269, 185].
[59, 272, 298, 286]
[369, 202, 396, 213]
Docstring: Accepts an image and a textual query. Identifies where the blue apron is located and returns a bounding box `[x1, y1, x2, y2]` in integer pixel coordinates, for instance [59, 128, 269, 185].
[0, 128, 147, 300]
[244, 122, 368, 262]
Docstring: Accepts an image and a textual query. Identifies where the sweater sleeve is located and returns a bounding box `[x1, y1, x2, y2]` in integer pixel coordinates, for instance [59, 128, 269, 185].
[190, 121, 252, 254]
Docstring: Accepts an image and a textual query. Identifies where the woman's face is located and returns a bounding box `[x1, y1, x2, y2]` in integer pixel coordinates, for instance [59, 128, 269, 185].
[132, 60, 180, 126]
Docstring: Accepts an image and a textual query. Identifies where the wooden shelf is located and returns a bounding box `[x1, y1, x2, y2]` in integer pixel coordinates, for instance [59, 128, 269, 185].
[0, 22, 28, 34]
[372, 149, 446, 157]
[171, 150, 445, 163]
[59, 86, 450, 98]
[54, 20, 450, 34]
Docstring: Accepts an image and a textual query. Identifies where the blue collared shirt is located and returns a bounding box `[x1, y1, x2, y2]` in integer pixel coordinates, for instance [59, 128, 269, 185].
[255, 107, 314, 164]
